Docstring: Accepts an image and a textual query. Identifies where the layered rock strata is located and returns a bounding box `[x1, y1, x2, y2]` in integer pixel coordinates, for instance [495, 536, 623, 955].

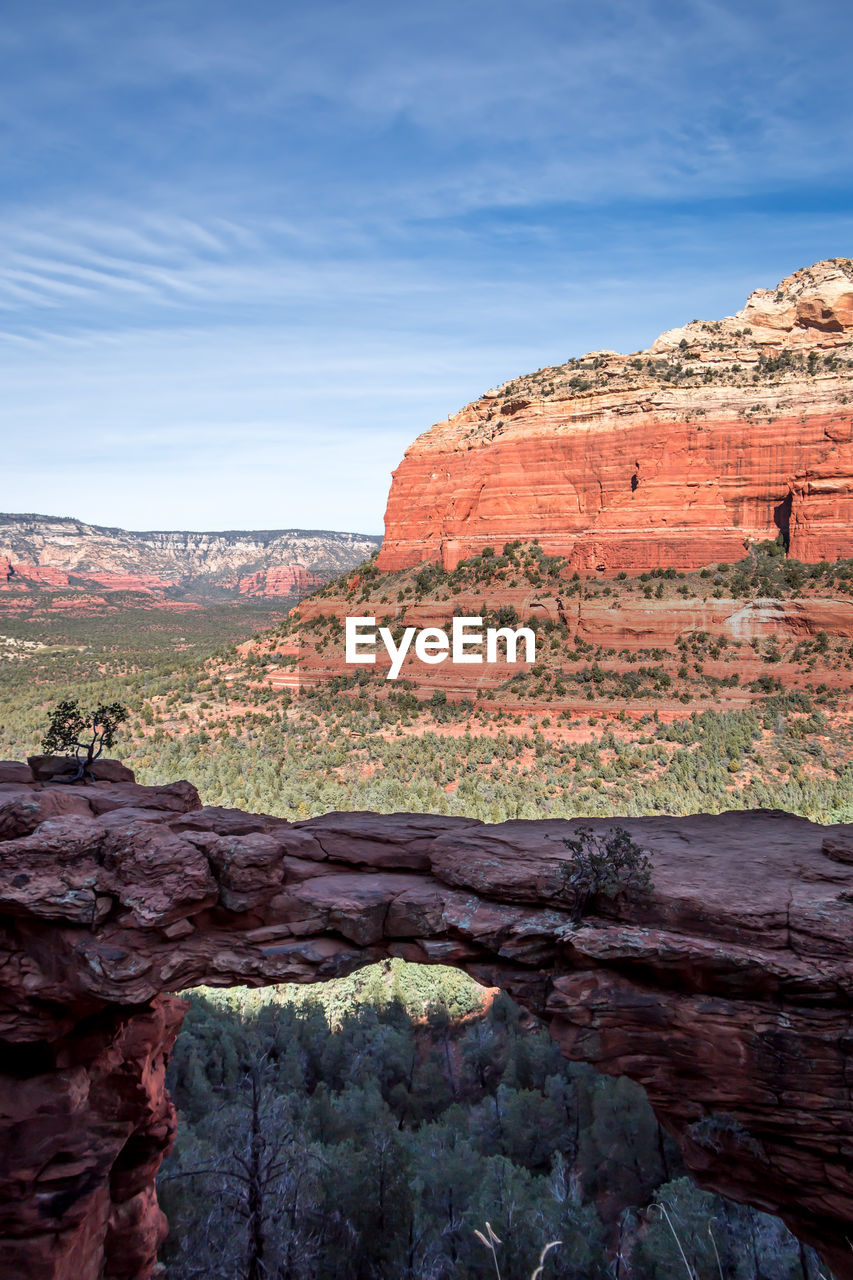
[0, 517, 380, 603]
[378, 259, 853, 572]
[279, 581, 853, 701]
[0, 763, 852, 1278]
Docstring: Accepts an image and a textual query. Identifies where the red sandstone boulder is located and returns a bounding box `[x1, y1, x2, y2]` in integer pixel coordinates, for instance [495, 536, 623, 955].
[0, 788, 94, 840]
[82, 779, 200, 815]
[27, 756, 136, 783]
[822, 829, 853, 864]
[90, 759, 136, 783]
[182, 829, 289, 911]
[27, 754, 83, 782]
[101, 821, 218, 927]
[0, 761, 33, 784]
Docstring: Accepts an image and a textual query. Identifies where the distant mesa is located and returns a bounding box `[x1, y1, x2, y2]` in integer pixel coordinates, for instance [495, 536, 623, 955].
[0, 515, 380, 610]
[378, 258, 853, 573]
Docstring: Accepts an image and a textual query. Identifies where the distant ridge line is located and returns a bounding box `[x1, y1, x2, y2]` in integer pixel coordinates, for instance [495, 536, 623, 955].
[0, 513, 383, 540]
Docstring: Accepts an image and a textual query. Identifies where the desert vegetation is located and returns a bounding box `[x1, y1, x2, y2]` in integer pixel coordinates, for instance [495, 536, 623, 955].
[1, 550, 848, 1277]
[2, 545, 852, 827]
[159, 963, 819, 1280]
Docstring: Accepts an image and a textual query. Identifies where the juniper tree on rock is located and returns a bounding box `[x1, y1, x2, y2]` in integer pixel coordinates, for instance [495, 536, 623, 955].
[41, 698, 128, 782]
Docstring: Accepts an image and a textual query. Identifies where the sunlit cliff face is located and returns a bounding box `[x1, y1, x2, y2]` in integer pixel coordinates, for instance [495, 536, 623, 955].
[378, 259, 853, 574]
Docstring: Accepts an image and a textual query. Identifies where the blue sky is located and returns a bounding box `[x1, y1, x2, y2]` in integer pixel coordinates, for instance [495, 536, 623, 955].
[2, 0, 852, 533]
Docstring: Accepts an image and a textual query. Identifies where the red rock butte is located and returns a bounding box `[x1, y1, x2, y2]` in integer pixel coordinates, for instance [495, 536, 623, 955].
[1, 760, 852, 1278]
[378, 259, 853, 573]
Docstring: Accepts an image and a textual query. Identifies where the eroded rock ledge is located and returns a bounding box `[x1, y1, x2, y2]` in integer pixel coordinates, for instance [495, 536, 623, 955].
[0, 761, 851, 1279]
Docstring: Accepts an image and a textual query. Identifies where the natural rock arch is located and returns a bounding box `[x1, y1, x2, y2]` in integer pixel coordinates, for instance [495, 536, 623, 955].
[0, 763, 852, 1280]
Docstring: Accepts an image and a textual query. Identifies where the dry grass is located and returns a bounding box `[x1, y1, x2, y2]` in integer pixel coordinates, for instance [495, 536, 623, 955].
[474, 1221, 561, 1280]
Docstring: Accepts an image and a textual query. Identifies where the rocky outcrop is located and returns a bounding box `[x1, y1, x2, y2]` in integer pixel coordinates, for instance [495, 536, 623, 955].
[0, 516, 380, 604]
[378, 259, 853, 573]
[255, 573, 853, 714]
[237, 565, 324, 597]
[1, 561, 71, 588]
[287, 579, 853, 689]
[0, 766, 852, 1278]
[1, 997, 184, 1280]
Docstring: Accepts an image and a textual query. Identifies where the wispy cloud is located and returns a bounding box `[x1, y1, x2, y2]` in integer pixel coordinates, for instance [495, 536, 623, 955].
[0, 0, 851, 529]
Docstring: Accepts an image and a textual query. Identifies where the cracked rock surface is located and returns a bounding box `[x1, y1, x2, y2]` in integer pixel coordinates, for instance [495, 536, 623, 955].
[1, 761, 852, 1278]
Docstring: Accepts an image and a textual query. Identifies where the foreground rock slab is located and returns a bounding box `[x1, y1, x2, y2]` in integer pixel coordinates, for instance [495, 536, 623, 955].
[0, 763, 851, 1278]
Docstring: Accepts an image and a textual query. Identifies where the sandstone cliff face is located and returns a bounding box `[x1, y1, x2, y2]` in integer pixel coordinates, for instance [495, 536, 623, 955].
[237, 565, 324, 597]
[378, 259, 853, 573]
[1, 764, 852, 1278]
[0, 516, 380, 603]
